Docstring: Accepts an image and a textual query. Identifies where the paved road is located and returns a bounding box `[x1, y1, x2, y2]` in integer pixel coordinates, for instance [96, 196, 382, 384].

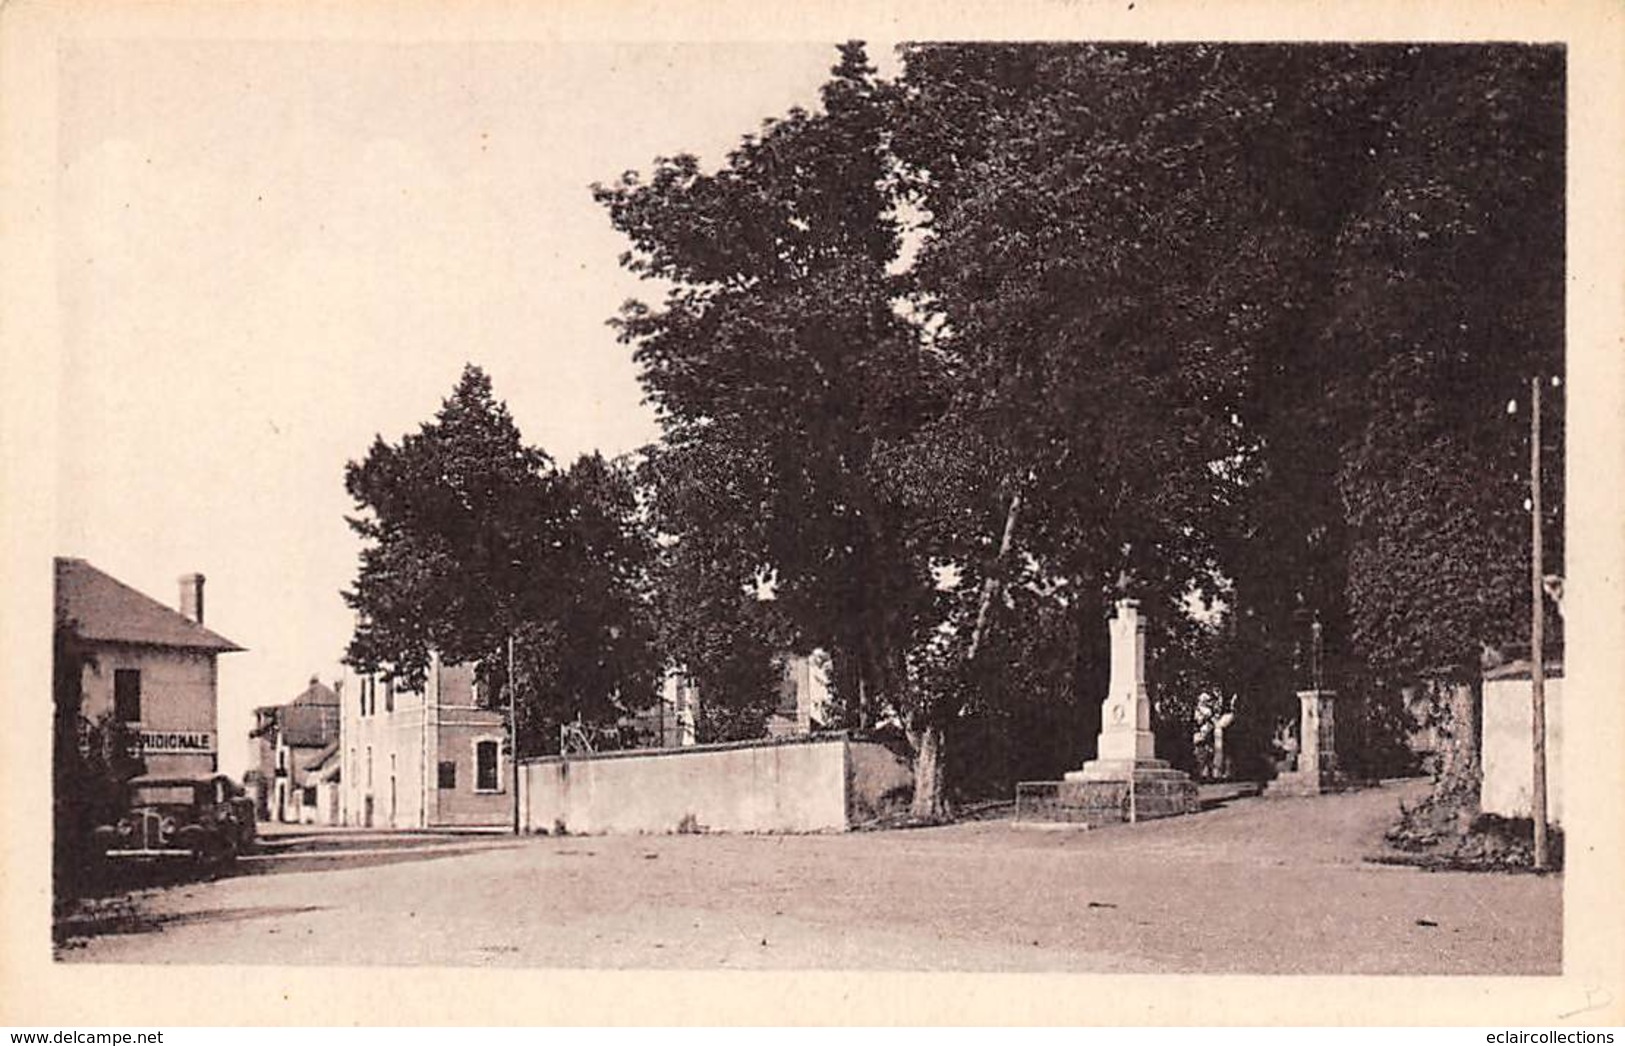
[58, 779, 1560, 973]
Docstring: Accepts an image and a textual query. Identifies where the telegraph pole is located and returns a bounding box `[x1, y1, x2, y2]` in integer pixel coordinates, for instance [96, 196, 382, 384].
[1529, 376, 1550, 871]
[508, 633, 520, 836]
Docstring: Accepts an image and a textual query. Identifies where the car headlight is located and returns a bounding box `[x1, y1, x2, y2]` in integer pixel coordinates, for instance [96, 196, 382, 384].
[159, 817, 177, 841]
[117, 820, 134, 837]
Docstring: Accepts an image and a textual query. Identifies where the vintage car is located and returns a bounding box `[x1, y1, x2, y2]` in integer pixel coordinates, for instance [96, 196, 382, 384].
[93, 772, 256, 865]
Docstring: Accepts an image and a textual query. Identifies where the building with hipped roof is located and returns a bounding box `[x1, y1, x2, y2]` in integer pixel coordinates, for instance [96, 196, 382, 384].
[247, 676, 342, 822]
[54, 557, 245, 778]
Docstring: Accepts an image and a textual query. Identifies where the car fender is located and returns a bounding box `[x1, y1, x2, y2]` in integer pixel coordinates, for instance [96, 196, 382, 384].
[174, 824, 207, 847]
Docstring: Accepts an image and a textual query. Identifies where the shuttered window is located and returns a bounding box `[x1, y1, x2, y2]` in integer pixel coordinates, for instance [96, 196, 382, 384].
[114, 669, 141, 722]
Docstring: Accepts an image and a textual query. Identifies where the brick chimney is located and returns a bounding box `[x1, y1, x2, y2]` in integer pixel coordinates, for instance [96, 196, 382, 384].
[179, 573, 206, 624]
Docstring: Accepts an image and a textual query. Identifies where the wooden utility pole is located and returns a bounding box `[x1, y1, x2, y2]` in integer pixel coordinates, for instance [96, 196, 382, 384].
[509, 634, 521, 836]
[1530, 376, 1550, 870]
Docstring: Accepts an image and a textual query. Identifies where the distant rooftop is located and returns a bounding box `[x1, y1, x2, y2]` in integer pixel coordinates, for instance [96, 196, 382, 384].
[280, 703, 340, 748]
[54, 557, 244, 653]
[290, 677, 340, 707]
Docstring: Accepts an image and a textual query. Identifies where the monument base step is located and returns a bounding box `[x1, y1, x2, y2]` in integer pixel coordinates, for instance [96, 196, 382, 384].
[1264, 770, 1348, 797]
[1064, 758, 1185, 782]
[1016, 769, 1199, 827]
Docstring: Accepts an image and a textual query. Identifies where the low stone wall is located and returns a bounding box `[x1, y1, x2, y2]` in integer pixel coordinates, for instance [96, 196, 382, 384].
[519, 734, 910, 835]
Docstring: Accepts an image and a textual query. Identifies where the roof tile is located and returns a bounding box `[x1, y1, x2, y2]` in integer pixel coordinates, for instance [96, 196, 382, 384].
[54, 557, 244, 652]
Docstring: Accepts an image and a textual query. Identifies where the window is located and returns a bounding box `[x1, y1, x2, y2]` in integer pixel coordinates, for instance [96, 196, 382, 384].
[384, 679, 395, 714]
[475, 740, 500, 792]
[302, 786, 316, 806]
[437, 760, 457, 789]
[114, 669, 141, 722]
[366, 745, 373, 789]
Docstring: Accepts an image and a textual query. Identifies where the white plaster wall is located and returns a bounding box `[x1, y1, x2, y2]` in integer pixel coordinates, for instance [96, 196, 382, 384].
[79, 643, 219, 777]
[1481, 675, 1564, 823]
[340, 678, 427, 828]
[521, 736, 850, 834]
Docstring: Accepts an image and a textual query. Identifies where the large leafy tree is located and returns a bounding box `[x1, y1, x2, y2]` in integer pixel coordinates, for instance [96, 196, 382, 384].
[1323, 47, 1565, 797]
[594, 41, 1564, 812]
[508, 452, 664, 754]
[1324, 46, 1565, 679]
[891, 44, 1276, 784]
[343, 366, 660, 753]
[344, 364, 558, 688]
[891, 42, 1564, 787]
[638, 443, 796, 743]
[596, 44, 945, 756]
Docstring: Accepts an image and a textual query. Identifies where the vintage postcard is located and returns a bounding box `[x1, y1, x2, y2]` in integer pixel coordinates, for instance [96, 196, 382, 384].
[3, 0, 1622, 1028]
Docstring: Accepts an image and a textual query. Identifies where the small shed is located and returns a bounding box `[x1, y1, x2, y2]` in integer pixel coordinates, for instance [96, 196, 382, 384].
[1480, 659, 1564, 824]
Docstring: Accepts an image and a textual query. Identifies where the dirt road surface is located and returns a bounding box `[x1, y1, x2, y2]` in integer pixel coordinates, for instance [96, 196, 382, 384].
[58, 779, 1559, 973]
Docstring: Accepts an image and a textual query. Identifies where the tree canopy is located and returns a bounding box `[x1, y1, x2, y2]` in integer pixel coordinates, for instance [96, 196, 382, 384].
[595, 45, 947, 745]
[343, 365, 660, 754]
[595, 42, 1563, 805]
[343, 42, 1563, 813]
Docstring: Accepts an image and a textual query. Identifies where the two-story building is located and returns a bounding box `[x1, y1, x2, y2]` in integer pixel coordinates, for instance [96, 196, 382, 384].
[54, 557, 244, 777]
[340, 653, 509, 829]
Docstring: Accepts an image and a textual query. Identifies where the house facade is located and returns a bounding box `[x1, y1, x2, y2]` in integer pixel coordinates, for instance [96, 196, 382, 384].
[302, 742, 343, 825]
[248, 677, 342, 823]
[339, 653, 509, 829]
[54, 558, 244, 778]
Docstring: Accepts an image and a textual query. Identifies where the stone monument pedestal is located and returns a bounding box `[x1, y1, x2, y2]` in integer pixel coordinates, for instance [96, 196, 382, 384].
[1016, 599, 1197, 826]
[1266, 688, 1344, 796]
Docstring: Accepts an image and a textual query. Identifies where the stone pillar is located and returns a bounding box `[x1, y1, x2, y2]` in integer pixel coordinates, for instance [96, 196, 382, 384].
[1297, 689, 1337, 779]
[1053, 600, 1197, 823]
[1012, 601, 1197, 826]
[1084, 599, 1158, 773]
[1267, 689, 1342, 796]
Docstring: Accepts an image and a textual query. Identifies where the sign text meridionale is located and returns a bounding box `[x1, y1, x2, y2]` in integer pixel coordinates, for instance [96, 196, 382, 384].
[138, 730, 215, 754]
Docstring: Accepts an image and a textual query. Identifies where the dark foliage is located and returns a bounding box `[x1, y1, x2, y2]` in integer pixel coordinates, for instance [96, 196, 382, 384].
[343, 366, 661, 756]
[593, 42, 1564, 805]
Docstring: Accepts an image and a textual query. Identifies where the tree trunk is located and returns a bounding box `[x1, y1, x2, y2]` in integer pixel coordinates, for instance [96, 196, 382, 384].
[909, 484, 1026, 819]
[1433, 677, 1482, 829]
[966, 487, 1024, 665]
[910, 719, 947, 819]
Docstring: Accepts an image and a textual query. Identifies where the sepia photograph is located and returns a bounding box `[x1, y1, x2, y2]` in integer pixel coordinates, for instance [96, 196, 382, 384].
[4, 0, 1624, 1029]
